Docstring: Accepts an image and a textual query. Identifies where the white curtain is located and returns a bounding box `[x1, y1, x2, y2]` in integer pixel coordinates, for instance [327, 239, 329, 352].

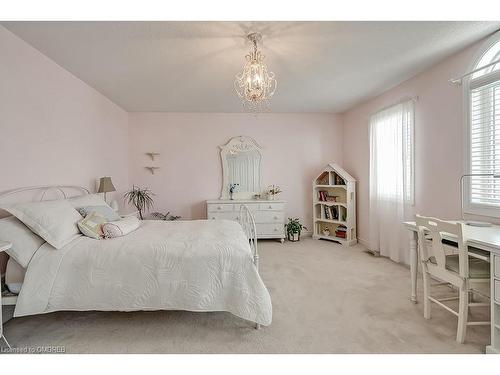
[369, 100, 414, 263]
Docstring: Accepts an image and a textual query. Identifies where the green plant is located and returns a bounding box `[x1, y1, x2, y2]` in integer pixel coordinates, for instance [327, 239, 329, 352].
[151, 211, 181, 221]
[284, 218, 307, 241]
[124, 185, 155, 220]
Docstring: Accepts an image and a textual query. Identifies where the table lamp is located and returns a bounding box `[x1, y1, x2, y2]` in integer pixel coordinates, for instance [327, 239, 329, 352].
[460, 172, 500, 226]
[98, 176, 116, 203]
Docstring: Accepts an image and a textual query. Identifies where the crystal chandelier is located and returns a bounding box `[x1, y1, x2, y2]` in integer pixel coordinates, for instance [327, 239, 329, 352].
[234, 32, 277, 111]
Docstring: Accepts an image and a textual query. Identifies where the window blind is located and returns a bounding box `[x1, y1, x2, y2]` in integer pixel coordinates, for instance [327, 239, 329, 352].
[469, 72, 500, 207]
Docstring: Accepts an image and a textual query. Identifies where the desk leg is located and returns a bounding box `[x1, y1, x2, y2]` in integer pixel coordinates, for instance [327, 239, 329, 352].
[409, 230, 418, 304]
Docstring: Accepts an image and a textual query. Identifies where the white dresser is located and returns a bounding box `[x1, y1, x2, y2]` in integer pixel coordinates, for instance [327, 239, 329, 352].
[206, 199, 286, 242]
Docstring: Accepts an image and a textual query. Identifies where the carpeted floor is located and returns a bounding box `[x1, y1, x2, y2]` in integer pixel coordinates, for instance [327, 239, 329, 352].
[2, 238, 490, 353]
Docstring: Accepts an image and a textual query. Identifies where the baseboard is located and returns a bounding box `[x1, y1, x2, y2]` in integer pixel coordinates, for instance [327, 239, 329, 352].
[357, 237, 380, 256]
[357, 237, 369, 248]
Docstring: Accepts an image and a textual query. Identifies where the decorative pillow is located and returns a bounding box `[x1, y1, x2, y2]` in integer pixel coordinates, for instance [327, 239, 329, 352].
[68, 193, 109, 209]
[77, 211, 108, 239]
[103, 216, 140, 239]
[77, 205, 121, 221]
[1, 199, 82, 249]
[0, 216, 45, 268]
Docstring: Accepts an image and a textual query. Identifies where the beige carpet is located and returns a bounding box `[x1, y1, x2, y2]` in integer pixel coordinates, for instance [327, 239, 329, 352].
[2, 238, 490, 353]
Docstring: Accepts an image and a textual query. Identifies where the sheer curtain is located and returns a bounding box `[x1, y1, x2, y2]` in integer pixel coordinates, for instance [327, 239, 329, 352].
[369, 100, 414, 263]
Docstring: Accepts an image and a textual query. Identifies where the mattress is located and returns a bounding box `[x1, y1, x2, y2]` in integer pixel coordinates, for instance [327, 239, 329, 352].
[6, 257, 25, 294]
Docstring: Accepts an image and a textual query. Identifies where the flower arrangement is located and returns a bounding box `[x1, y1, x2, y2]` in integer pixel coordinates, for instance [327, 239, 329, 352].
[229, 183, 239, 200]
[266, 184, 282, 200]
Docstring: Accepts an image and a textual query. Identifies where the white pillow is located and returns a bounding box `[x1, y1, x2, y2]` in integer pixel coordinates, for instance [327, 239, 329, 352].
[103, 216, 140, 238]
[0, 216, 45, 267]
[68, 193, 110, 209]
[1, 200, 82, 249]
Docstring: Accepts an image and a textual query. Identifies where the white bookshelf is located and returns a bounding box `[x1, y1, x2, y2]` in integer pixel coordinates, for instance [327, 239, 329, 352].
[312, 163, 357, 246]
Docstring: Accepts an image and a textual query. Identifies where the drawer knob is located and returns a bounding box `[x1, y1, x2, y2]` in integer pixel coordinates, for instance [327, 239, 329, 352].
[217, 206, 222, 210]
[274, 216, 278, 220]
[274, 228, 278, 231]
[268, 205, 272, 209]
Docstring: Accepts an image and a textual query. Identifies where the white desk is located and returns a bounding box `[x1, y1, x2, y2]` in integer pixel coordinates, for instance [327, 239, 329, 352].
[404, 221, 500, 353]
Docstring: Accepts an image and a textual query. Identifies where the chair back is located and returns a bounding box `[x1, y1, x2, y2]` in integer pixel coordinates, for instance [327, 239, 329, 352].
[415, 215, 468, 279]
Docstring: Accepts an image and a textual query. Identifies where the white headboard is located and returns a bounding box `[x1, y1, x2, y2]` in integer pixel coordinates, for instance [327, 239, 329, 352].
[0, 185, 89, 204]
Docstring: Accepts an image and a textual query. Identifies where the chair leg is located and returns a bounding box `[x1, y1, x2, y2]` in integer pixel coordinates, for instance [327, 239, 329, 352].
[422, 270, 431, 319]
[457, 283, 469, 344]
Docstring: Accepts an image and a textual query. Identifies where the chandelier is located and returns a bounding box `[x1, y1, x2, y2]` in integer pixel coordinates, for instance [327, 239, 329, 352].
[234, 32, 277, 111]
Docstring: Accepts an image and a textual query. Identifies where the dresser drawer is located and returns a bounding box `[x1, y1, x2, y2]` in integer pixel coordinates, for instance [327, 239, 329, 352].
[259, 203, 285, 211]
[207, 204, 234, 213]
[207, 212, 239, 221]
[495, 279, 500, 304]
[257, 223, 284, 236]
[254, 211, 284, 224]
[495, 255, 500, 278]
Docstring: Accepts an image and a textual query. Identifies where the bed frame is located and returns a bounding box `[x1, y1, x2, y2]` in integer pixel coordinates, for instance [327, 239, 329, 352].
[0, 186, 263, 333]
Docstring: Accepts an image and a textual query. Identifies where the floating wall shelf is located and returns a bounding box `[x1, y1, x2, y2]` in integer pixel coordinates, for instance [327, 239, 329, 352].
[145, 166, 160, 175]
[146, 152, 160, 161]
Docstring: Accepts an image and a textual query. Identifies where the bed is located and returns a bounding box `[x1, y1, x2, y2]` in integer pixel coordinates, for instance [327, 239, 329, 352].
[0, 186, 272, 329]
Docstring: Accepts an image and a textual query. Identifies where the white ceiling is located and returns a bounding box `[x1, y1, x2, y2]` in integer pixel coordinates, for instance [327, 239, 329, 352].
[3, 21, 500, 113]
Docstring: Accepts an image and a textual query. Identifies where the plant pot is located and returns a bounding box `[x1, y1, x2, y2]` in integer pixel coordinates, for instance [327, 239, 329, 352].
[287, 232, 300, 242]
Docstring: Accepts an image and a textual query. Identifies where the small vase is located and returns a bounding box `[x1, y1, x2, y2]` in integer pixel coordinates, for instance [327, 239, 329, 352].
[229, 192, 234, 200]
[268, 194, 274, 201]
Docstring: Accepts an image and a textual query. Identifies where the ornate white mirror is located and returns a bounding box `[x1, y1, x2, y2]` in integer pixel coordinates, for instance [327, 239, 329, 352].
[220, 136, 263, 200]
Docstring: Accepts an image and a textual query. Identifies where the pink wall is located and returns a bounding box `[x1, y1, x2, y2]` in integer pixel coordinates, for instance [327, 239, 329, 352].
[342, 39, 485, 245]
[0, 26, 129, 198]
[0, 26, 129, 272]
[128, 112, 343, 228]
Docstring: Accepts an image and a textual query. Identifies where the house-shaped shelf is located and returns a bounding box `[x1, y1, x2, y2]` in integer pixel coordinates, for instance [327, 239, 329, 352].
[312, 163, 357, 246]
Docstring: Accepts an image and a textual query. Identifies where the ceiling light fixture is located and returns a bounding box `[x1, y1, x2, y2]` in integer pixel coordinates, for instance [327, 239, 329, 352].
[234, 32, 277, 111]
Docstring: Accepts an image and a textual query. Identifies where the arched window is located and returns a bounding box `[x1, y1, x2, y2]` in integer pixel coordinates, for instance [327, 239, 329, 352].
[465, 35, 500, 217]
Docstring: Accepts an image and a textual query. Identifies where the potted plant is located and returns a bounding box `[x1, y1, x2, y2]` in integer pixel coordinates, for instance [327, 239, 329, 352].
[124, 185, 155, 220]
[285, 218, 307, 242]
[151, 211, 181, 221]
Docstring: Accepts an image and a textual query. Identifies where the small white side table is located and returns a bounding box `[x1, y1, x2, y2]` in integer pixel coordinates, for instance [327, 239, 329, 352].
[0, 241, 13, 349]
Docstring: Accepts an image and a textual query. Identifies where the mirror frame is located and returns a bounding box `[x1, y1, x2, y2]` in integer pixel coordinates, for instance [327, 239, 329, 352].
[219, 136, 263, 199]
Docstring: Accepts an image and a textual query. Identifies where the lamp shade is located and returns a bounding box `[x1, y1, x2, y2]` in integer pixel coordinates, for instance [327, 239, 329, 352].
[98, 177, 116, 193]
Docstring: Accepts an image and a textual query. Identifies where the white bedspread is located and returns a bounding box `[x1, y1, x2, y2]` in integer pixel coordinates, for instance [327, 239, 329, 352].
[14, 220, 272, 326]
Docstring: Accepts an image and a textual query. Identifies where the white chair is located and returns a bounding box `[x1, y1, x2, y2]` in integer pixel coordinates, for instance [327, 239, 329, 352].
[415, 215, 490, 343]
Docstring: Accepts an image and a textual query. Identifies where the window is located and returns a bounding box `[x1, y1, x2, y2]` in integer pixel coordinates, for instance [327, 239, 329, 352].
[466, 38, 500, 216]
[369, 100, 414, 203]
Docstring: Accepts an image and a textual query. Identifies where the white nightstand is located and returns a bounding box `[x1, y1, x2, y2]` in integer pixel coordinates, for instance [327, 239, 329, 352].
[0, 241, 13, 349]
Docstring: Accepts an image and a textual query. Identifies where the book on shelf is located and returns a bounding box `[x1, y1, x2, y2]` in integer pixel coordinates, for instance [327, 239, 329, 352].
[335, 224, 347, 238]
[330, 206, 338, 220]
[318, 190, 339, 202]
[324, 205, 331, 219]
